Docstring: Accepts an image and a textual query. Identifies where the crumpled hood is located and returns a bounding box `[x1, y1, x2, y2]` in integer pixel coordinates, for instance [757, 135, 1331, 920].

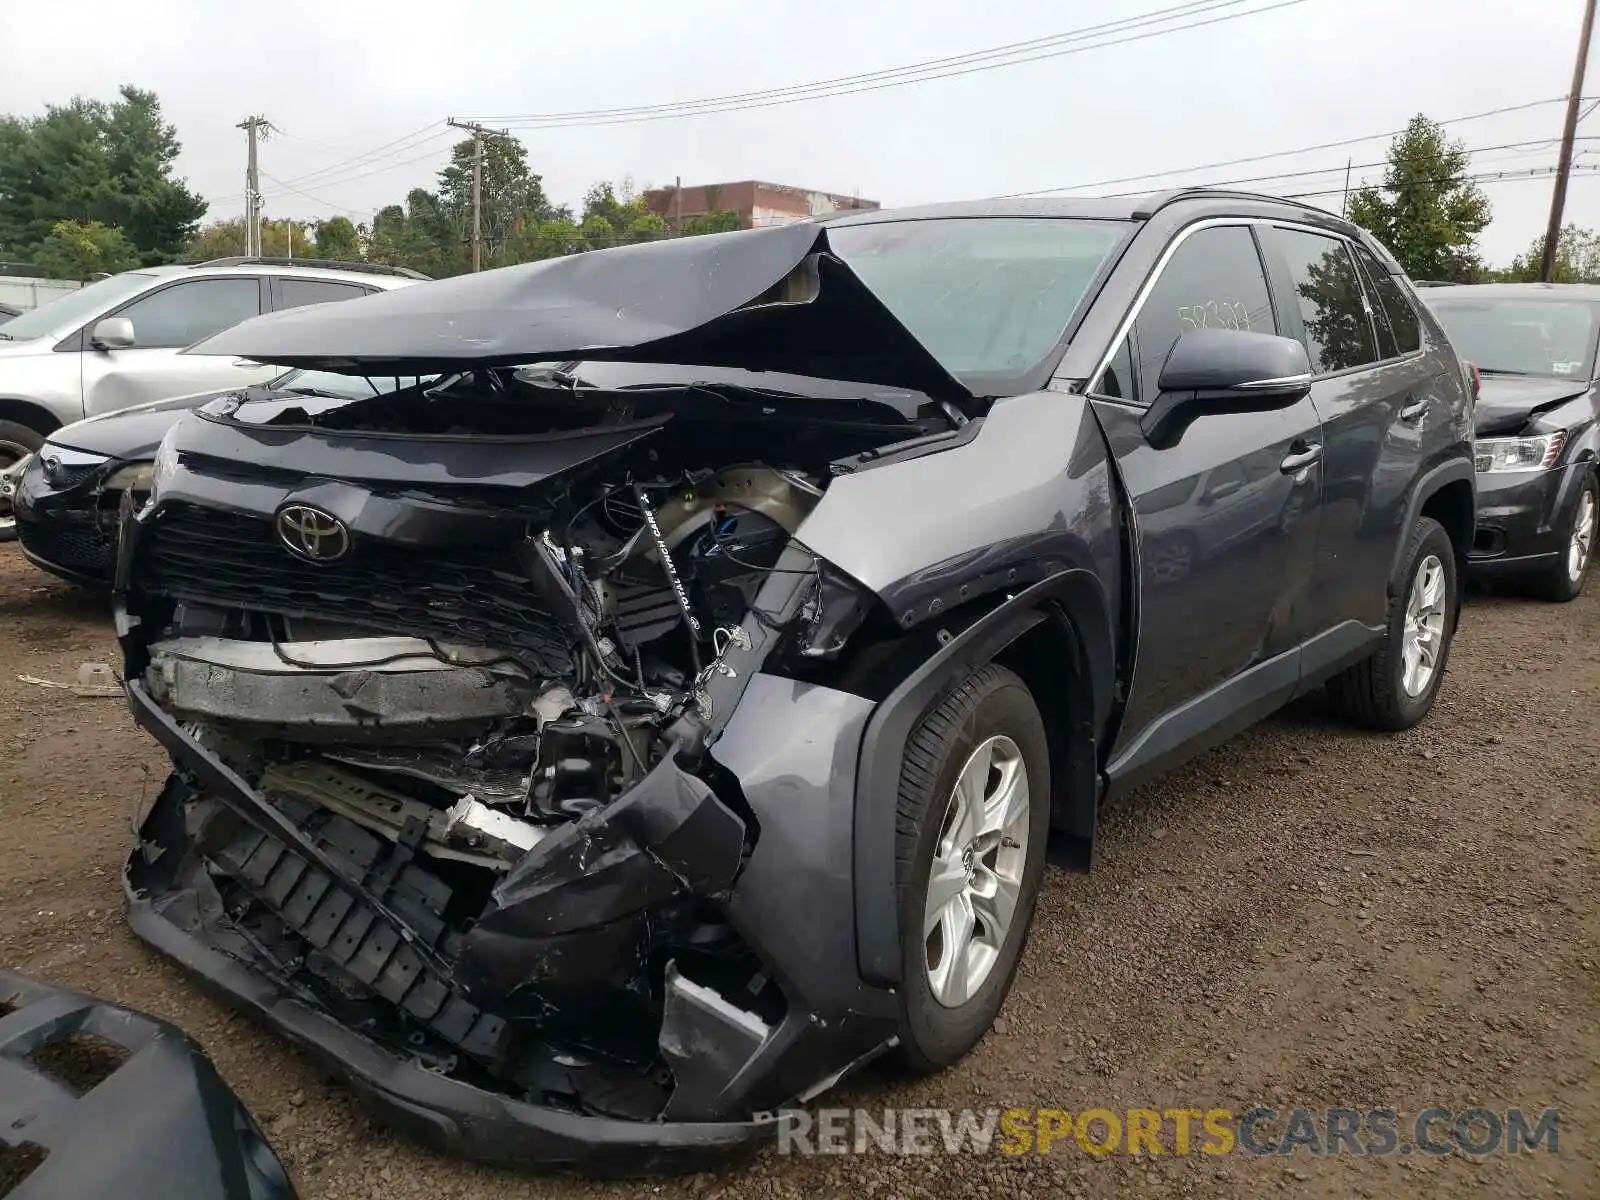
[183, 222, 973, 403]
[1474, 374, 1591, 436]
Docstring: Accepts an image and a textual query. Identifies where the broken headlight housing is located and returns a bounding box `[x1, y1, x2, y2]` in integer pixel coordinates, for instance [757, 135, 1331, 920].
[105, 461, 155, 492]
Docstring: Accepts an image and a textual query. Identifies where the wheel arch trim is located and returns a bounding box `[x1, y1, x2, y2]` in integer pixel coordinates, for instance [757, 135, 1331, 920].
[852, 569, 1115, 988]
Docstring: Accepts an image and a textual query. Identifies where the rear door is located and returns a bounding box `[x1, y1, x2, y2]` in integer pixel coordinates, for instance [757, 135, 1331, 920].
[1259, 227, 1437, 655]
[1087, 222, 1324, 789]
[80, 276, 273, 418]
[270, 277, 374, 311]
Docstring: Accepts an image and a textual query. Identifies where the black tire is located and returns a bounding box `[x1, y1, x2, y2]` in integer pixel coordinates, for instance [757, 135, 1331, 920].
[0, 418, 46, 544]
[1528, 470, 1597, 603]
[893, 663, 1051, 1073]
[1326, 516, 1458, 731]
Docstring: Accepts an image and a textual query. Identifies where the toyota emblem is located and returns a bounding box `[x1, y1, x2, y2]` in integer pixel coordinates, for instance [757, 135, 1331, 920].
[276, 504, 351, 562]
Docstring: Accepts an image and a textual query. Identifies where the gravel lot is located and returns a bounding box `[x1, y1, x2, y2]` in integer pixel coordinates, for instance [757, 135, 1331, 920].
[1, 543, 1595, 1199]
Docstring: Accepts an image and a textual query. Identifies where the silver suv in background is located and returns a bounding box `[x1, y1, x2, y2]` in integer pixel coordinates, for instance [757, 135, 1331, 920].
[0, 257, 425, 534]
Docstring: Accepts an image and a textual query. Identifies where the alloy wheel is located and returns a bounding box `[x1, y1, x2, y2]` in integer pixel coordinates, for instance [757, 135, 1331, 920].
[924, 734, 1030, 1008]
[0, 439, 32, 534]
[1401, 553, 1447, 697]
[1568, 487, 1596, 584]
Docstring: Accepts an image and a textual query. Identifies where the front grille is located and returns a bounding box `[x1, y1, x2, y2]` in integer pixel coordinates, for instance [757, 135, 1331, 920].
[138, 503, 574, 673]
[20, 520, 114, 580]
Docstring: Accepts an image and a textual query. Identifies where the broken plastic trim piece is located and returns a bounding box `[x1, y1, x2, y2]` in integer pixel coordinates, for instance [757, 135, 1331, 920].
[658, 960, 771, 1120]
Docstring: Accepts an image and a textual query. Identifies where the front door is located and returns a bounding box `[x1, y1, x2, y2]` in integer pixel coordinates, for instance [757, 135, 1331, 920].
[1087, 222, 1323, 789]
[80, 276, 275, 419]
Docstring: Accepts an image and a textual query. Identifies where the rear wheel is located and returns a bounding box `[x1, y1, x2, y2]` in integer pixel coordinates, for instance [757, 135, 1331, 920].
[1326, 516, 1458, 731]
[1529, 472, 1596, 603]
[0, 419, 46, 542]
[893, 664, 1050, 1073]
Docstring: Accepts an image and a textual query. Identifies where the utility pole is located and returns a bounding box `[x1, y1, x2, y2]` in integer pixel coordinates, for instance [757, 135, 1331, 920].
[1542, 0, 1598, 282]
[237, 116, 271, 257]
[673, 175, 683, 237]
[447, 118, 508, 271]
[1340, 157, 1353, 219]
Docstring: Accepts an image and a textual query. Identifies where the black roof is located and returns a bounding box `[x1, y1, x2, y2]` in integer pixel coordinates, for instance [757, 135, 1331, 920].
[817, 187, 1346, 226]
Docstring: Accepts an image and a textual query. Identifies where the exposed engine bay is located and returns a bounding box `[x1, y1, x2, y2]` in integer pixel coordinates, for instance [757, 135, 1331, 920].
[120, 370, 925, 1131]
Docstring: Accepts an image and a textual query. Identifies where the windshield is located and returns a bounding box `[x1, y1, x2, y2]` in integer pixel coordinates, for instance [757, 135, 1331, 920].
[274, 367, 439, 398]
[825, 217, 1129, 379]
[1427, 297, 1598, 379]
[0, 272, 155, 341]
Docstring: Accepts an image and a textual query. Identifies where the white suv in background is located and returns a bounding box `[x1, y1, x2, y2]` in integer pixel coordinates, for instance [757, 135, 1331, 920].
[0, 257, 426, 531]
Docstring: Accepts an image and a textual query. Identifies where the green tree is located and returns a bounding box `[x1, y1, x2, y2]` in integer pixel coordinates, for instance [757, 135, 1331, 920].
[31, 219, 139, 279]
[1347, 116, 1490, 282]
[185, 218, 248, 260]
[438, 135, 561, 265]
[0, 86, 204, 267]
[368, 189, 462, 277]
[1497, 223, 1600, 283]
[184, 216, 316, 260]
[314, 216, 362, 261]
[682, 211, 742, 237]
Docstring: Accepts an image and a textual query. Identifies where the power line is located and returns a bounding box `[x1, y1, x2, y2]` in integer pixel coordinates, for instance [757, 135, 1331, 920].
[1085, 137, 1600, 198]
[274, 122, 452, 188]
[1282, 162, 1600, 202]
[995, 95, 1592, 197]
[469, 0, 1313, 129]
[259, 171, 368, 218]
[479, 0, 1266, 122]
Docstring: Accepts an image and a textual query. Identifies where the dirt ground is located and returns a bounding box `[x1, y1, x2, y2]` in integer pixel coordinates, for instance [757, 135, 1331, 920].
[0, 542, 1595, 1199]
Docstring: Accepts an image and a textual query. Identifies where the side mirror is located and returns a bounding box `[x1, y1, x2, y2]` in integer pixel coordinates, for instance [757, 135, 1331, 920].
[91, 317, 136, 350]
[1140, 328, 1312, 448]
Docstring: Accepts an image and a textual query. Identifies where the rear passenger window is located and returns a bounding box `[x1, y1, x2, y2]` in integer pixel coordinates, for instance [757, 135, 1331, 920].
[278, 279, 369, 310]
[1276, 229, 1378, 374]
[1352, 246, 1422, 354]
[1126, 225, 1278, 406]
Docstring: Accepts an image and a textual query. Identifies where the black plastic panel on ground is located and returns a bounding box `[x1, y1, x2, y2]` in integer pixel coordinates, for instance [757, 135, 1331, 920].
[0, 971, 295, 1199]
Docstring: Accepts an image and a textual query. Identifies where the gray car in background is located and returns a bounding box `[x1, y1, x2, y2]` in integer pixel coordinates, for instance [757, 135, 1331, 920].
[0, 256, 426, 536]
[1422, 283, 1600, 600]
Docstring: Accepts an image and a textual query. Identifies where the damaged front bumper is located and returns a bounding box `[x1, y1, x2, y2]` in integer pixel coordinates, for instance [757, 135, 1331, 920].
[121, 668, 899, 1174]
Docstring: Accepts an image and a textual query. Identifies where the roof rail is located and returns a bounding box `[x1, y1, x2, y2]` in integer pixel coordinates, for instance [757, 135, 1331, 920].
[1130, 188, 1339, 221]
[1409, 280, 1458, 288]
[190, 256, 431, 280]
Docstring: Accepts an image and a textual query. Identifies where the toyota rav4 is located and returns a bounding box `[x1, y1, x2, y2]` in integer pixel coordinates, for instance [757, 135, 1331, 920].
[113, 190, 1476, 1174]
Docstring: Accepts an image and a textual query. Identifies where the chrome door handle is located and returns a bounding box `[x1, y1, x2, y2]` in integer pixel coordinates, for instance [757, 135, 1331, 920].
[1400, 397, 1429, 422]
[1280, 443, 1322, 474]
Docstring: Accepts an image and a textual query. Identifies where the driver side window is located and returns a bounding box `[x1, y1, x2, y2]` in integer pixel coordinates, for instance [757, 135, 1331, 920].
[1122, 225, 1279, 407]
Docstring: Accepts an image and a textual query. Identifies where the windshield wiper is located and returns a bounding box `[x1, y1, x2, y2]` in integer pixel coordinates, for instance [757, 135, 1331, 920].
[0, 331, 14, 341]
[281, 386, 354, 399]
[1476, 367, 1533, 376]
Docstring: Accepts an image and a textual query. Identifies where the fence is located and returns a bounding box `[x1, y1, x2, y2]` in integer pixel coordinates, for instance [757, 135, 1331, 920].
[0, 274, 83, 312]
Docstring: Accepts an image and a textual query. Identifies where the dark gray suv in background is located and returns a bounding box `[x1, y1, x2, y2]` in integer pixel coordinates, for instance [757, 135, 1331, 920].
[1422, 283, 1598, 600]
[115, 189, 1475, 1173]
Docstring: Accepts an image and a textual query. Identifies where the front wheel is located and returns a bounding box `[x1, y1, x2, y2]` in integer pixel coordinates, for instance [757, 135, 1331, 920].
[0, 419, 45, 542]
[892, 664, 1050, 1073]
[1326, 515, 1459, 731]
[1529, 471, 1596, 603]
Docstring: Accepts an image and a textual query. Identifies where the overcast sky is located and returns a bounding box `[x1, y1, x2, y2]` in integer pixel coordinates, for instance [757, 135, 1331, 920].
[0, 0, 1592, 264]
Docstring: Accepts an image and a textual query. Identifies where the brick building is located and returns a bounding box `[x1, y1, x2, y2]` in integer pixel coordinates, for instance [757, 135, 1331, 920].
[642, 180, 880, 231]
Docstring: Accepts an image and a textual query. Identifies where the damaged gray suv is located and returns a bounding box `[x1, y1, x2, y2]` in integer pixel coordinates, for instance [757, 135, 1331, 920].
[115, 190, 1477, 1174]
